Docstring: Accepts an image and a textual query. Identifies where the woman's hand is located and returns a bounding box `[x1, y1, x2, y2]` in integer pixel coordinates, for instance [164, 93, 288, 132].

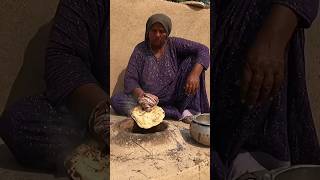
[185, 73, 200, 95]
[241, 42, 285, 106]
[138, 93, 159, 112]
[89, 99, 110, 146]
[240, 4, 298, 106]
[185, 63, 204, 95]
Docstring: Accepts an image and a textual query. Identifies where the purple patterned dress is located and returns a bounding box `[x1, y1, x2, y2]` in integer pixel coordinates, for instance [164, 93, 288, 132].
[111, 37, 210, 119]
[0, 0, 108, 170]
[212, 0, 320, 178]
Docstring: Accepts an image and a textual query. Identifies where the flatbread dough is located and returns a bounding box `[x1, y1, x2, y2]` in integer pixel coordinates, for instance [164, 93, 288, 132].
[131, 105, 165, 129]
[65, 140, 109, 180]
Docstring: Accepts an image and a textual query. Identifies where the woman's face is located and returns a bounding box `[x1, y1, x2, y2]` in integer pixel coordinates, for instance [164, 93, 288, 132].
[148, 23, 167, 48]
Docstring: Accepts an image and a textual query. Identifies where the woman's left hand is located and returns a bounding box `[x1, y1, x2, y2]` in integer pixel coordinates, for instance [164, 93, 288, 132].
[185, 63, 204, 95]
[241, 40, 285, 106]
[240, 4, 298, 106]
[185, 72, 200, 95]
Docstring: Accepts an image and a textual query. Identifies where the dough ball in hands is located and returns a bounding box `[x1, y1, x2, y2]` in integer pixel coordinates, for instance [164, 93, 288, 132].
[138, 93, 159, 112]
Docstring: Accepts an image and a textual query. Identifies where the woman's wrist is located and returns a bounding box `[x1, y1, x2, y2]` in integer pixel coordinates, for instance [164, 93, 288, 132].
[89, 99, 108, 126]
[254, 4, 298, 53]
[88, 98, 110, 143]
[191, 63, 204, 77]
[133, 88, 145, 99]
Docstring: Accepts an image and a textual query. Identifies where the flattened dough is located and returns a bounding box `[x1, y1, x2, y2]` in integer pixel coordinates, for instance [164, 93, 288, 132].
[65, 141, 109, 180]
[131, 106, 165, 129]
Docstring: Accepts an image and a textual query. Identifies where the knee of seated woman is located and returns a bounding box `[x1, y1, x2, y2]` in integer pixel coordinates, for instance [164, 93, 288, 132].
[110, 92, 138, 116]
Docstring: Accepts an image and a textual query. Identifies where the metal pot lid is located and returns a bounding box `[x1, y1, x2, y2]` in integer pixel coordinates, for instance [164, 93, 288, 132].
[192, 113, 210, 126]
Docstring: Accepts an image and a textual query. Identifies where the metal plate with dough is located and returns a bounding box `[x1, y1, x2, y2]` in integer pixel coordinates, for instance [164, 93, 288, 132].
[131, 105, 165, 129]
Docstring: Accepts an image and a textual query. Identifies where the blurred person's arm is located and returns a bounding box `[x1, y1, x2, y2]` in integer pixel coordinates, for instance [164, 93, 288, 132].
[45, 0, 108, 123]
[241, 4, 298, 105]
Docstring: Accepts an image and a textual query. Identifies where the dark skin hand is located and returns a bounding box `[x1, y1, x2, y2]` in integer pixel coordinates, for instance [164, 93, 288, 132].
[185, 63, 204, 95]
[241, 4, 298, 106]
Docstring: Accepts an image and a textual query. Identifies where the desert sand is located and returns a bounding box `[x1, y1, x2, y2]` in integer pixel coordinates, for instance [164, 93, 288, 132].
[110, 115, 210, 180]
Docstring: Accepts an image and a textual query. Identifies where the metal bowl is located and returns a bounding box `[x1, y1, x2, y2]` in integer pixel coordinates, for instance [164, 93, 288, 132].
[249, 165, 320, 180]
[189, 113, 210, 146]
[273, 165, 320, 180]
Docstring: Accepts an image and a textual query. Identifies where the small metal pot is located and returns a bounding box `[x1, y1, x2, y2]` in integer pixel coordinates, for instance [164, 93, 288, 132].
[242, 165, 320, 180]
[190, 113, 210, 146]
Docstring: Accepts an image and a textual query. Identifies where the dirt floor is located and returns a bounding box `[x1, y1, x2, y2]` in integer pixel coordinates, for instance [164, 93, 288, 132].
[110, 114, 210, 180]
[0, 114, 210, 180]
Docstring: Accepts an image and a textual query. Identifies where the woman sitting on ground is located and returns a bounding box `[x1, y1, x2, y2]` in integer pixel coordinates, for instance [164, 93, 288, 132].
[111, 13, 210, 122]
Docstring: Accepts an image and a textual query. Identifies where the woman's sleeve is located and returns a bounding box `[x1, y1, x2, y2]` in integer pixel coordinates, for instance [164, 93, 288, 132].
[45, 0, 98, 105]
[124, 47, 142, 94]
[172, 37, 210, 70]
[272, 0, 319, 28]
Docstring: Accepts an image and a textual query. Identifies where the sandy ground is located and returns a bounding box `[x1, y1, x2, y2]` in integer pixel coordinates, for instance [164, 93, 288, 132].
[110, 114, 210, 180]
[0, 114, 210, 180]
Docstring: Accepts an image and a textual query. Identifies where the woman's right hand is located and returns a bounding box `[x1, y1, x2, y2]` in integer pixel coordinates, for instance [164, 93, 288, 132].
[89, 99, 110, 147]
[138, 93, 159, 112]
